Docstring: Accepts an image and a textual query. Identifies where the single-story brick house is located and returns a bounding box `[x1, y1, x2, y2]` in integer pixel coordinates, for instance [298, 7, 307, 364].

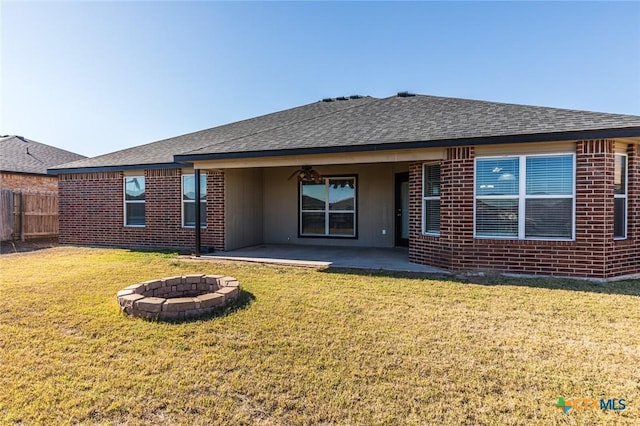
[50, 93, 640, 279]
[1, 135, 86, 192]
[1, 135, 86, 241]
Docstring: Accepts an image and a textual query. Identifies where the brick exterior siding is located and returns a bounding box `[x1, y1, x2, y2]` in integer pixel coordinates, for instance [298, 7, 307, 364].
[58, 169, 224, 252]
[610, 143, 640, 276]
[57, 138, 637, 278]
[409, 140, 639, 279]
[1, 172, 59, 192]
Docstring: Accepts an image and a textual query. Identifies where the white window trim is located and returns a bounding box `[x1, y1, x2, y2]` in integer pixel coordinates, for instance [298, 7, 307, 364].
[422, 162, 440, 236]
[614, 153, 628, 240]
[473, 153, 576, 241]
[123, 176, 145, 227]
[182, 173, 207, 228]
[299, 176, 356, 237]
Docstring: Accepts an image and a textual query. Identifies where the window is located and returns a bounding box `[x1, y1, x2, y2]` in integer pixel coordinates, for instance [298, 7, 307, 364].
[300, 177, 356, 237]
[423, 163, 440, 235]
[182, 173, 206, 227]
[614, 154, 627, 239]
[124, 176, 145, 226]
[475, 154, 574, 239]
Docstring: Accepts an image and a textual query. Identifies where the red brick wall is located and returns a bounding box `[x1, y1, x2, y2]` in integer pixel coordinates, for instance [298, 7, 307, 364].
[609, 144, 640, 276]
[409, 141, 640, 279]
[1, 172, 58, 192]
[209, 172, 225, 250]
[58, 169, 224, 252]
[409, 147, 475, 270]
[408, 162, 447, 268]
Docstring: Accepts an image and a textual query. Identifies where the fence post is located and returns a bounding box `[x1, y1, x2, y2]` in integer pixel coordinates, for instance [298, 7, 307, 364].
[12, 191, 20, 241]
[19, 192, 25, 242]
[0, 189, 14, 241]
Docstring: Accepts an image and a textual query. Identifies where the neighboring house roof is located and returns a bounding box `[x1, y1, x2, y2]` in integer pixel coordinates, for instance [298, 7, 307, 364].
[1, 135, 86, 175]
[50, 93, 640, 173]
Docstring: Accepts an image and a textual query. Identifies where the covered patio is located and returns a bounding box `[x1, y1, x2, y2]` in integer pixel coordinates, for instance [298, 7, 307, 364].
[204, 244, 448, 274]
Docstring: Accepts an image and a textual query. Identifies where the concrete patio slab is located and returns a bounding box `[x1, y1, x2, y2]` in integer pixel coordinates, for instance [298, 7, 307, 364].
[203, 244, 448, 274]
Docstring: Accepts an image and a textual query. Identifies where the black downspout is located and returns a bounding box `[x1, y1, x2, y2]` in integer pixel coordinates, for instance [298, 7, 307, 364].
[194, 168, 201, 257]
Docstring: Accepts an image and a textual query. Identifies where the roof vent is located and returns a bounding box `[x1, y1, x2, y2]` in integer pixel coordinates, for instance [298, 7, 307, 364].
[397, 91, 416, 97]
[322, 95, 364, 102]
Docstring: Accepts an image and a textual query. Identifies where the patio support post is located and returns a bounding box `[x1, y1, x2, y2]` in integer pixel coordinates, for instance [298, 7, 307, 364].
[194, 168, 201, 257]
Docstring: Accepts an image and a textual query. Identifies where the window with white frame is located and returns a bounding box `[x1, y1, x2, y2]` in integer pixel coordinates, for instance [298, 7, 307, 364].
[614, 154, 627, 239]
[124, 176, 145, 226]
[475, 154, 574, 239]
[182, 173, 206, 227]
[423, 163, 441, 235]
[300, 177, 356, 237]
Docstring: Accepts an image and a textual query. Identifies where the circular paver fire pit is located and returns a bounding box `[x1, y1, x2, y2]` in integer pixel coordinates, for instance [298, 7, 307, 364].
[117, 274, 240, 321]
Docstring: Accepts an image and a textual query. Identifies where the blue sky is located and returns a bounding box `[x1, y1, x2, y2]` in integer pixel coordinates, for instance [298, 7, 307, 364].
[1, 1, 639, 158]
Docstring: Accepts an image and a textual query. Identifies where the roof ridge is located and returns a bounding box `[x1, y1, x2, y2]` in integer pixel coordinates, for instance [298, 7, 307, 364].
[180, 96, 379, 156]
[49, 93, 640, 172]
[394, 93, 640, 117]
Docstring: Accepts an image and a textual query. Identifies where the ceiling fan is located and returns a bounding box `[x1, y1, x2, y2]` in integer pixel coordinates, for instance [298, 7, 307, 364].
[287, 165, 323, 183]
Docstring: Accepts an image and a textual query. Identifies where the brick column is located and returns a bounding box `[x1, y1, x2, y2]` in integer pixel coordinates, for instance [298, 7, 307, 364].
[208, 171, 225, 251]
[575, 139, 615, 276]
[440, 147, 475, 270]
[627, 144, 639, 242]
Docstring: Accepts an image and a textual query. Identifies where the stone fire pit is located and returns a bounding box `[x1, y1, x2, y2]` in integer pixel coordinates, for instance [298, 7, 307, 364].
[117, 274, 240, 321]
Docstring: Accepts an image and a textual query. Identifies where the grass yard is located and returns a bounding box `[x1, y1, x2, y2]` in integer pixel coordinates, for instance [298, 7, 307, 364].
[1, 247, 639, 425]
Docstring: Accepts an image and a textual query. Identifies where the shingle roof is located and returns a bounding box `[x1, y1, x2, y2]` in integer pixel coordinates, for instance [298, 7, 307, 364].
[181, 95, 640, 159]
[51, 96, 376, 170]
[51, 94, 640, 171]
[1, 135, 86, 175]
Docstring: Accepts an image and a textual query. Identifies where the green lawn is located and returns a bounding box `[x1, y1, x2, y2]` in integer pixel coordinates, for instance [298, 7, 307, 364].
[1, 247, 638, 425]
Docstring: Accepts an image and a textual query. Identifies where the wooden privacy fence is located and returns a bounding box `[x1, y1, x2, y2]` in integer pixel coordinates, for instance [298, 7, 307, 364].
[0, 189, 59, 241]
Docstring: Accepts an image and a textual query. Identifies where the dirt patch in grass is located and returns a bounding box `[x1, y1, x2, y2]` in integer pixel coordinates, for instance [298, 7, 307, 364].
[0, 237, 58, 254]
[1, 247, 638, 425]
